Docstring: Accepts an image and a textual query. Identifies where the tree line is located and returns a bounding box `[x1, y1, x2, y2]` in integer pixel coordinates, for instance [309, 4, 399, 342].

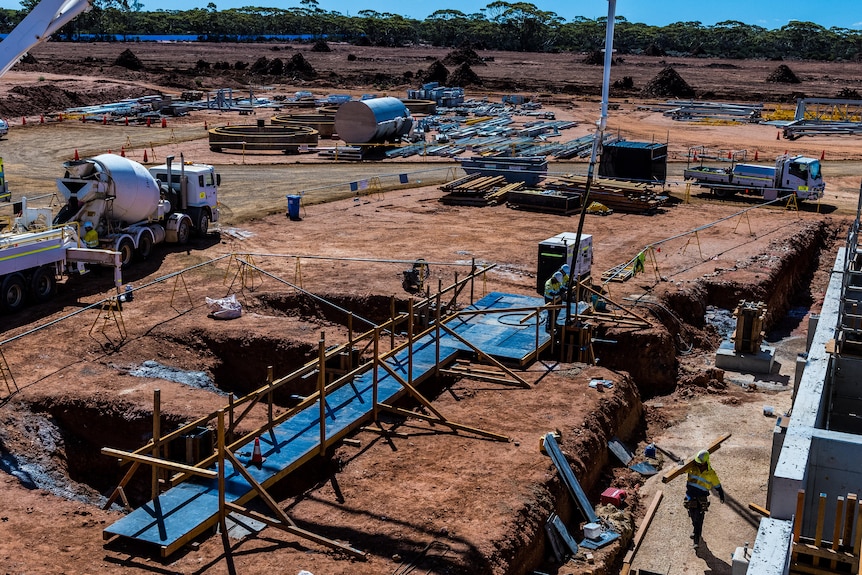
[2, 0, 860, 62]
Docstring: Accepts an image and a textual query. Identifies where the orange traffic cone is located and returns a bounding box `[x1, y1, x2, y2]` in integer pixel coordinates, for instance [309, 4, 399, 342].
[143, 149, 148, 163]
[73, 149, 79, 161]
[754, 150, 759, 161]
[161, 117, 167, 128]
[21, 116, 26, 125]
[103, 115, 107, 125]
[120, 146, 125, 157]
[727, 151, 732, 159]
[250, 437, 265, 468]
[692, 151, 698, 162]
[124, 116, 129, 126]
[776, 131, 780, 140]
[204, 120, 208, 130]
[820, 150, 825, 161]
[40, 115, 44, 124]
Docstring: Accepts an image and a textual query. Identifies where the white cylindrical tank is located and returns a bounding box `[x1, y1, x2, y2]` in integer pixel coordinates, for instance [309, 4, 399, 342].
[86, 154, 160, 223]
[334, 97, 413, 143]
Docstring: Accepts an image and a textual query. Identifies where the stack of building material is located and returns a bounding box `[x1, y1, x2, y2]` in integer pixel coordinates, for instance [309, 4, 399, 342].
[439, 173, 524, 206]
[506, 189, 581, 215]
[542, 175, 666, 214]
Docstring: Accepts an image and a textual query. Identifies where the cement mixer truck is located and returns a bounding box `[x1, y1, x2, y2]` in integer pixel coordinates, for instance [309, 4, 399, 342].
[53, 153, 220, 266]
[0, 154, 219, 312]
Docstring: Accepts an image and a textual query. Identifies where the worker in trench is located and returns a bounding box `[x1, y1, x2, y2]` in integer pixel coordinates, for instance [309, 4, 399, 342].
[684, 449, 725, 548]
[543, 271, 564, 334]
[82, 221, 99, 248]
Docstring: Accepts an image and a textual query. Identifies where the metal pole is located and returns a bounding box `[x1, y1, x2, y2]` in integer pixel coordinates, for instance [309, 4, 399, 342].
[565, 0, 616, 328]
[373, 327, 379, 423]
[267, 365, 273, 425]
[408, 298, 414, 385]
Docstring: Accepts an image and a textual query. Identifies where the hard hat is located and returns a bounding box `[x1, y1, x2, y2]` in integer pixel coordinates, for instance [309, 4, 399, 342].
[694, 450, 710, 465]
[553, 271, 564, 283]
[83, 221, 93, 229]
[561, 264, 570, 275]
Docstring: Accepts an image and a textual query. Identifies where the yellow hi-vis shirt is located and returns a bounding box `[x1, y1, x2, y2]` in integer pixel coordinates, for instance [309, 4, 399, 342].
[687, 465, 721, 494]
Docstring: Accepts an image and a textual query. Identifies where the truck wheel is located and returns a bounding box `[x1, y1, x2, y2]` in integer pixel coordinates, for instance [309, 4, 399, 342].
[1, 273, 26, 313]
[136, 233, 153, 261]
[196, 211, 210, 238]
[118, 238, 135, 267]
[712, 188, 736, 199]
[177, 218, 191, 245]
[30, 266, 56, 304]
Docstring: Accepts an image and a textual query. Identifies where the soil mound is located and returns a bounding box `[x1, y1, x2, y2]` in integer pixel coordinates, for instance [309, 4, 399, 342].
[0, 83, 154, 117]
[643, 66, 695, 98]
[311, 39, 331, 52]
[114, 49, 143, 71]
[20, 53, 38, 64]
[644, 43, 666, 57]
[423, 60, 449, 84]
[583, 50, 604, 65]
[448, 62, 481, 87]
[442, 45, 485, 67]
[767, 64, 801, 84]
[285, 53, 317, 79]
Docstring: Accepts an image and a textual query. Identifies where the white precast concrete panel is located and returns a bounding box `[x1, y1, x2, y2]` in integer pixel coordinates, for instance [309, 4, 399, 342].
[334, 97, 413, 143]
[90, 154, 161, 223]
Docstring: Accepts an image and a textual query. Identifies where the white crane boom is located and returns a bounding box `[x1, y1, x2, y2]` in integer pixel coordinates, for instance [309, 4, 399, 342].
[0, 0, 91, 77]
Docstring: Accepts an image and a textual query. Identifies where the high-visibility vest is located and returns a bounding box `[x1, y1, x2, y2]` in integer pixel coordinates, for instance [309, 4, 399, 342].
[544, 277, 561, 300]
[84, 229, 99, 248]
[687, 465, 721, 494]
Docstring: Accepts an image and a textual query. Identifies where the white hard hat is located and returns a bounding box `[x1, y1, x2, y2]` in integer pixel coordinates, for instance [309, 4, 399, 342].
[695, 450, 710, 465]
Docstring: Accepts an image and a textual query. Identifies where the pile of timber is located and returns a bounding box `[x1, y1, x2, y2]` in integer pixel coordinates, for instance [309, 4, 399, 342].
[542, 175, 667, 214]
[439, 173, 525, 206]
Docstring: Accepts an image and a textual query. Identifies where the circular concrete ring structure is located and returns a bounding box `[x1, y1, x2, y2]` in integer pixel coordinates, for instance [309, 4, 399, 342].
[271, 113, 336, 138]
[316, 105, 341, 117]
[334, 97, 413, 144]
[400, 99, 437, 115]
[208, 125, 319, 154]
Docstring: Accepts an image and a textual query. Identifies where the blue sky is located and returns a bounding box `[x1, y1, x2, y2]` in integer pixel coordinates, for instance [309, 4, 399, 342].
[2, 0, 859, 30]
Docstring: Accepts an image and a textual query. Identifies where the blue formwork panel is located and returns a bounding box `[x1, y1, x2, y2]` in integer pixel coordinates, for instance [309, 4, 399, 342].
[105, 292, 544, 554]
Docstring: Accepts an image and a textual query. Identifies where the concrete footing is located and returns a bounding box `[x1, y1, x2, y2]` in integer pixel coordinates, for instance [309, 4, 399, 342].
[714, 340, 776, 374]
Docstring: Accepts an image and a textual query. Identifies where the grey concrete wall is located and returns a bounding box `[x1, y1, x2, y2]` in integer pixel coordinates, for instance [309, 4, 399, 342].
[805, 430, 862, 536]
[770, 248, 844, 520]
[745, 518, 792, 575]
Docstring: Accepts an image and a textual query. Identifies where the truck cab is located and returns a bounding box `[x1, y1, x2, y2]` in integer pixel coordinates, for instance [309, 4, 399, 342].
[148, 162, 220, 236]
[777, 155, 824, 200]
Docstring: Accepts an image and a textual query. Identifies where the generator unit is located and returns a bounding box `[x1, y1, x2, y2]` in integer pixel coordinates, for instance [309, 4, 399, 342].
[536, 232, 593, 294]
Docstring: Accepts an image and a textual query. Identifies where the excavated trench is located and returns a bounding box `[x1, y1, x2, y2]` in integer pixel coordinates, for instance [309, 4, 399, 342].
[0, 218, 840, 573]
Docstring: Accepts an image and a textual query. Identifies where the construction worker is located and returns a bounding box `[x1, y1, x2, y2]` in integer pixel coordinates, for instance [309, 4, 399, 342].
[684, 449, 725, 548]
[544, 271, 564, 333]
[82, 221, 99, 248]
[558, 263, 571, 290]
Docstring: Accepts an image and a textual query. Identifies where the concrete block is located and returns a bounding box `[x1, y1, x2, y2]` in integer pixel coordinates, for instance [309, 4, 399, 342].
[714, 341, 775, 374]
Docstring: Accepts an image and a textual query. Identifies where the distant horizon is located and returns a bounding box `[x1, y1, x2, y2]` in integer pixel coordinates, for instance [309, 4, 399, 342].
[0, 0, 858, 31]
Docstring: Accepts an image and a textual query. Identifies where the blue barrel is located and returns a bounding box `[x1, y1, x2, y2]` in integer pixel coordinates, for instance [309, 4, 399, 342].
[287, 194, 301, 220]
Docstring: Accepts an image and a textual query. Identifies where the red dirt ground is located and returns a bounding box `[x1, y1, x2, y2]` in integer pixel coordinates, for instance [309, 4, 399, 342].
[0, 43, 859, 575]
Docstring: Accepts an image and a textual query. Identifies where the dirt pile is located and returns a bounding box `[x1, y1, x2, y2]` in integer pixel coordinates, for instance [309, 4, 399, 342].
[583, 50, 605, 65]
[423, 60, 449, 84]
[285, 53, 317, 79]
[643, 66, 695, 98]
[766, 64, 801, 84]
[442, 45, 485, 67]
[644, 43, 666, 56]
[0, 83, 155, 117]
[113, 49, 143, 71]
[311, 39, 331, 52]
[448, 62, 481, 87]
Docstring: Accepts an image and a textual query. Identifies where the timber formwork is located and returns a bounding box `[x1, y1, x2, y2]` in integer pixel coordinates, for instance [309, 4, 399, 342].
[102, 290, 553, 558]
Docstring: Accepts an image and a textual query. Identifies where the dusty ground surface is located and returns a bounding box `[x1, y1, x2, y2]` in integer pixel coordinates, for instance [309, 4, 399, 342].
[0, 43, 860, 575]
